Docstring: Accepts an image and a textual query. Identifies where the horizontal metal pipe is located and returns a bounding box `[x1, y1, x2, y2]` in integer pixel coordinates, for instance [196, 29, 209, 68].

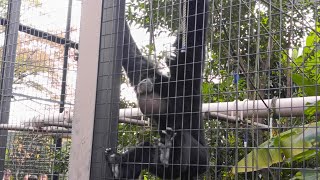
[27, 96, 319, 127]
[119, 96, 320, 118]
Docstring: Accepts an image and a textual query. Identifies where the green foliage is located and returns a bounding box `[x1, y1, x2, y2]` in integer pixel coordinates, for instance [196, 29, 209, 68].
[292, 74, 319, 96]
[292, 23, 320, 94]
[233, 21, 320, 176]
[286, 20, 320, 178]
[5, 133, 70, 178]
[117, 123, 154, 151]
[50, 140, 70, 174]
[233, 121, 320, 173]
[305, 101, 320, 118]
[5, 133, 54, 178]
[126, 0, 180, 34]
[292, 169, 320, 180]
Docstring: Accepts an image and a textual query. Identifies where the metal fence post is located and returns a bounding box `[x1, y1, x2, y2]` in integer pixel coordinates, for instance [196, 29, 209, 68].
[89, 0, 125, 178]
[0, 0, 21, 177]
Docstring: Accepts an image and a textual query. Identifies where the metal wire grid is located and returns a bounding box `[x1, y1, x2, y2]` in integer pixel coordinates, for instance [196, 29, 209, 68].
[96, 0, 320, 179]
[0, 0, 80, 179]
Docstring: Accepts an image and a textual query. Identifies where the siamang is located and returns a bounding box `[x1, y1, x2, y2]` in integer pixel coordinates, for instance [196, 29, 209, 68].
[106, 0, 209, 179]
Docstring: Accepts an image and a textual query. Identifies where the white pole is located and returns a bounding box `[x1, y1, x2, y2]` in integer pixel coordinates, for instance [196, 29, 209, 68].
[27, 96, 320, 126]
[68, 0, 102, 179]
[119, 96, 320, 118]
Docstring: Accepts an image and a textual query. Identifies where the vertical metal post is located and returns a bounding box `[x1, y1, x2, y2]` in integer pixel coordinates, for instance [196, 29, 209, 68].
[0, 0, 21, 178]
[54, 1, 72, 179]
[89, 0, 125, 178]
[59, 0, 73, 113]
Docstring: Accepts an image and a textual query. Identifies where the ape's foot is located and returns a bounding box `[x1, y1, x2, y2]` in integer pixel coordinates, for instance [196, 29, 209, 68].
[159, 127, 177, 167]
[105, 148, 121, 178]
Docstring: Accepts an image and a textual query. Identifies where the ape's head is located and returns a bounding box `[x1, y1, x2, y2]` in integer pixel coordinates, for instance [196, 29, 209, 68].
[136, 78, 154, 95]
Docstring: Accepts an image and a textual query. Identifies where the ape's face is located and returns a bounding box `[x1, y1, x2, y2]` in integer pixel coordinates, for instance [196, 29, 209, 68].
[136, 78, 153, 95]
[138, 92, 167, 115]
[136, 78, 167, 115]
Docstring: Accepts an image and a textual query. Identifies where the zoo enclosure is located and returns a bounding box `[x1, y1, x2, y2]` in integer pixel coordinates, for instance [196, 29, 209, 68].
[0, 0, 319, 179]
[71, 0, 320, 180]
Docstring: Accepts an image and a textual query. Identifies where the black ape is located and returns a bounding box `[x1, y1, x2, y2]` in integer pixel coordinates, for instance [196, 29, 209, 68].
[106, 0, 208, 179]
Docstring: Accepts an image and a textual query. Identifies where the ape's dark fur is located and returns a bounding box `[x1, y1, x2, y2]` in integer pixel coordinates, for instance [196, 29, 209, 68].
[106, 0, 209, 179]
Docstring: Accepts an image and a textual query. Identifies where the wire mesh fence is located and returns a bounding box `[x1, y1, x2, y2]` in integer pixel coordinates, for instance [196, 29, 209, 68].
[0, 0, 80, 179]
[95, 0, 320, 179]
[1, 0, 320, 179]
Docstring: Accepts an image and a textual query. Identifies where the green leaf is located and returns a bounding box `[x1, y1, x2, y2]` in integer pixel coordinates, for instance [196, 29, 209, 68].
[292, 56, 303, 67]
[232, 140, 282, 173]
[233, 122, 320, 173]
[280, 128, 313, 160]
[306, 33, 316, 47]
[305, 101, 320, 117]
[289, 150, 318, 162]
[291, 170, 320, 180]
[292, 74, 317, 96]
[292, 49, 299, 60]
[303, 46, 313, 55]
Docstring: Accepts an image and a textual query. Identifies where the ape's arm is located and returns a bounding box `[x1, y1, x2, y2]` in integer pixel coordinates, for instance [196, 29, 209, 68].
[169, 0, 207, 81]
[165, 0, 208, 145]
[122, 22, 162, 87]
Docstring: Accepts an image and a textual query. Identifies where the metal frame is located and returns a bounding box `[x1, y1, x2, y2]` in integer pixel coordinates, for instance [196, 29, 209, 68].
[90, 0, 125, 178]
[0, 18, 79, 49]
[69, 0, 126, 178]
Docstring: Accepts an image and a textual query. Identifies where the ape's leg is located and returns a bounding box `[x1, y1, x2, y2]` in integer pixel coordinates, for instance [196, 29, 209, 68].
[105, 139, 186, 179]
[103, 130, 184, 179]
[105, 131, 208, 179]
[105, 142, 159, 179]
[147, 131, 203, 179]
[180, 132, 209, 179]
[152, 131, 208, 179]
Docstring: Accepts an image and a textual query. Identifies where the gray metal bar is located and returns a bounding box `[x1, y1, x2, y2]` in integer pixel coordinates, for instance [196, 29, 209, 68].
[59, 0, 73, 113]
[12, 92, 74, 105]
[0, 17, 79, 49]
[90, 0, 125, 178]
[53, 1, 73, 179]
[0, 0, 21, 178]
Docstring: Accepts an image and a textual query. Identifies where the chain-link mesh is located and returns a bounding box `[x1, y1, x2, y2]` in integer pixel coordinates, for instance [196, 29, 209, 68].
[0, 0, 80, 179]
[4, 0, 319, 179]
